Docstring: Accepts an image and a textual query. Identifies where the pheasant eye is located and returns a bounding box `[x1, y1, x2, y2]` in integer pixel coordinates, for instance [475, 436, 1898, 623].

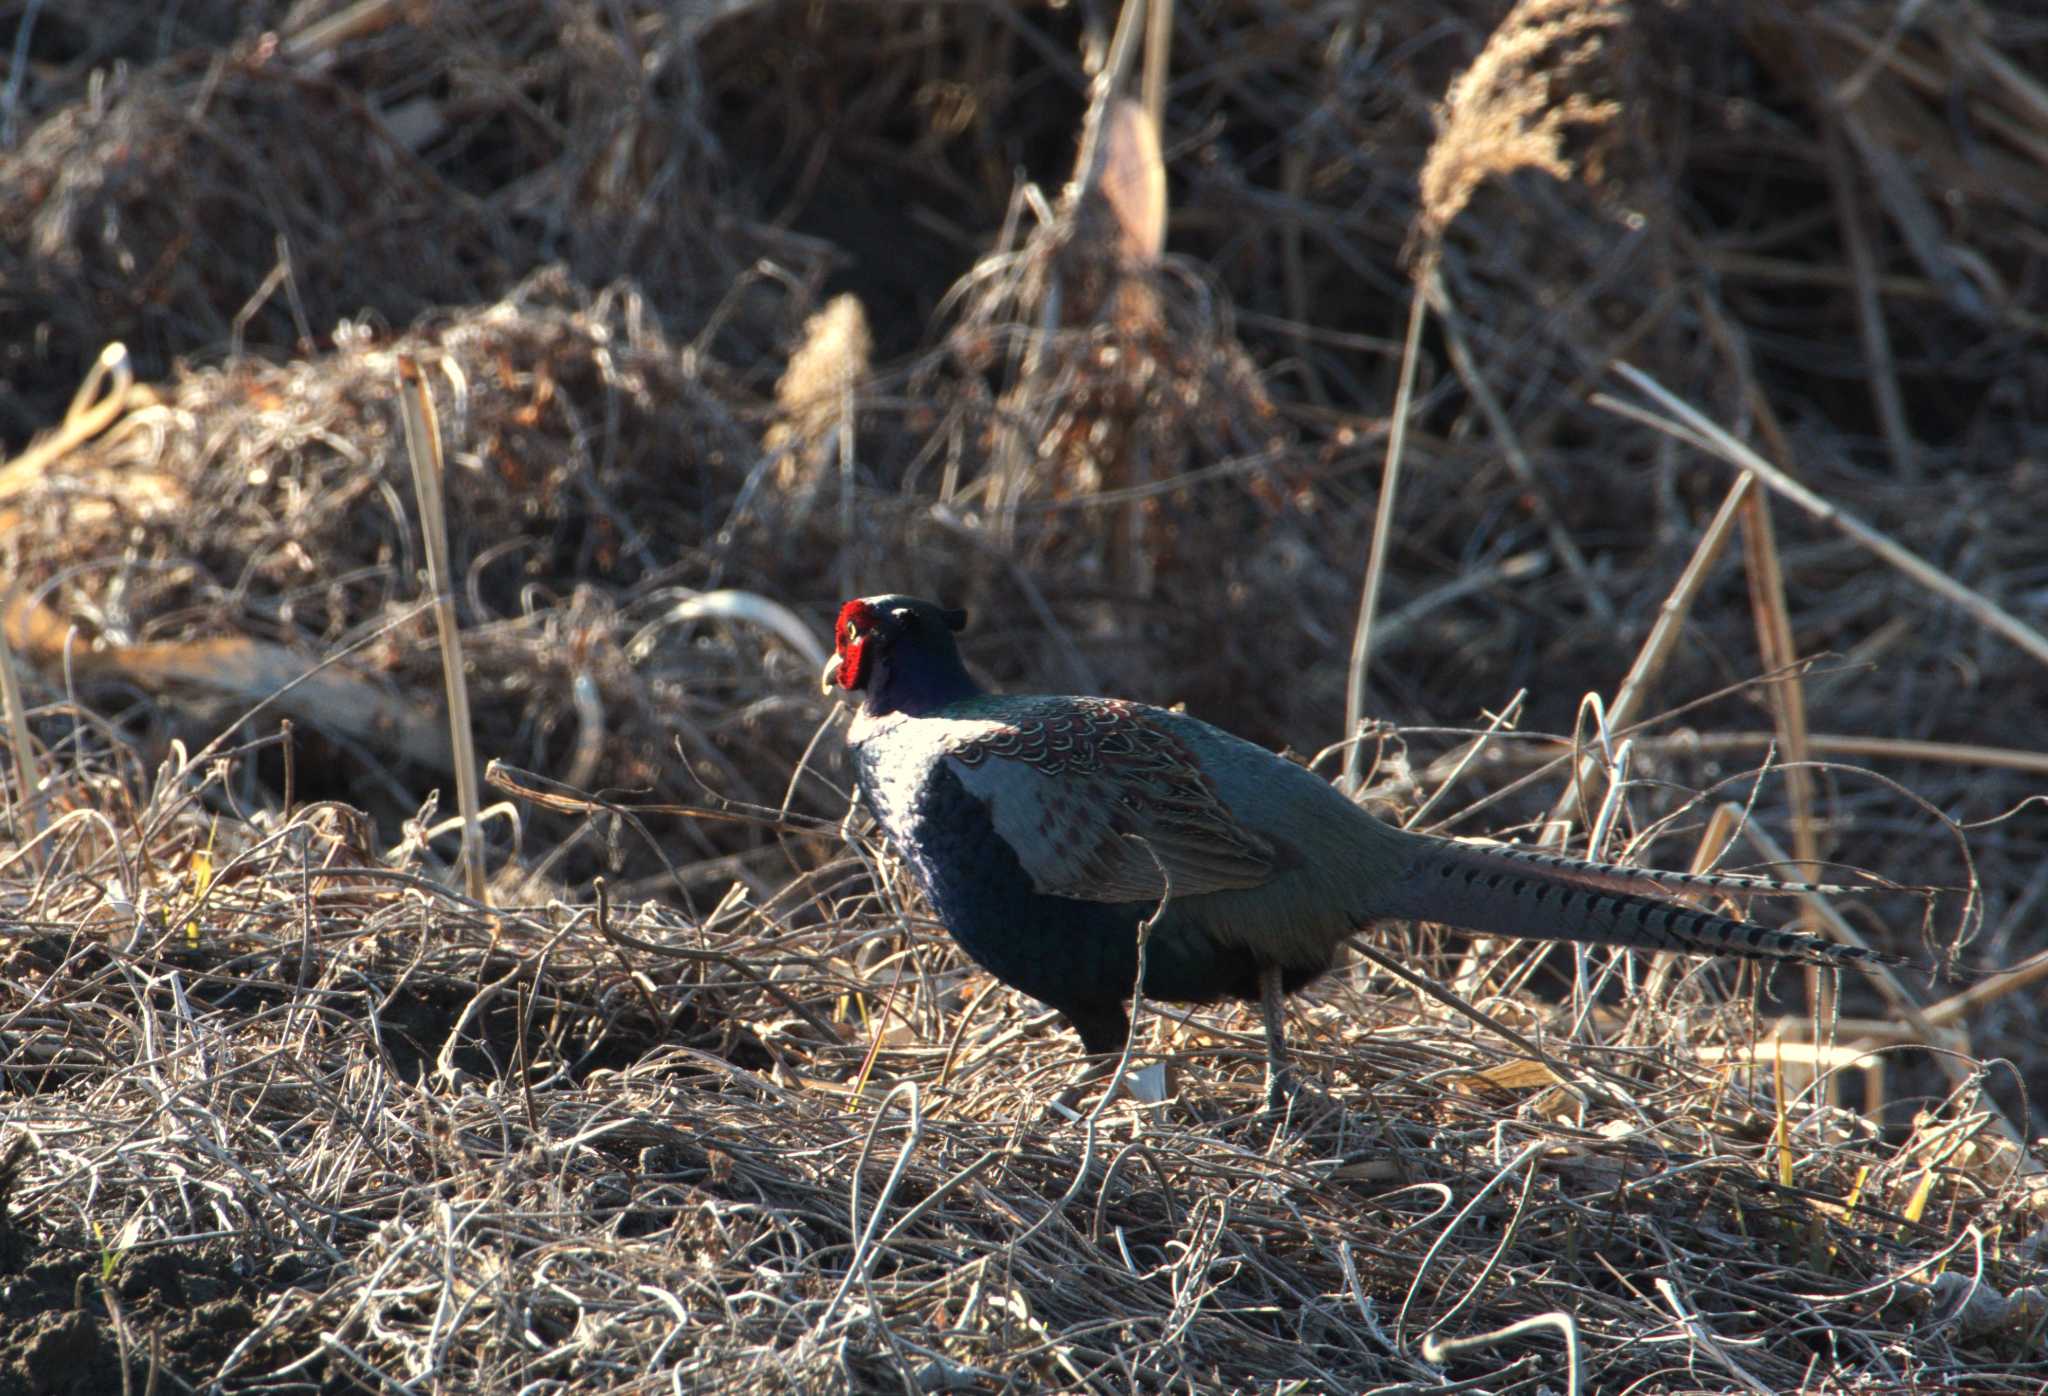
[845, 622, 860, 644]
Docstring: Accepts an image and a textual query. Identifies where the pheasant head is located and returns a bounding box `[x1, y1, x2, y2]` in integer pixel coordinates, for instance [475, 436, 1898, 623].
[821, 595, 979, 716]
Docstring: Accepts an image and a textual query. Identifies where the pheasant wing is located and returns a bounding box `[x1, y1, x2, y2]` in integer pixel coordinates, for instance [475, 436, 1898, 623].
[943, 698, 1277, 903]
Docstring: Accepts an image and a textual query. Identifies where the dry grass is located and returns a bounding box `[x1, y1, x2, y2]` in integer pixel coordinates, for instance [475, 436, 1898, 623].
[2, 0, 2047, 1389]
[2, 741, 2041, 1392]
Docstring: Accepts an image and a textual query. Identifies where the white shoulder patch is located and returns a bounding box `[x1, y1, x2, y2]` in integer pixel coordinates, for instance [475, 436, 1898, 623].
[849, 711, 1012, 843]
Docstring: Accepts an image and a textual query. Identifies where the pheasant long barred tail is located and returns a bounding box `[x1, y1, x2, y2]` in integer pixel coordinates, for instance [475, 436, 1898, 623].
[1391, 838, 1908, 970]
[1458, 841, 1874, 898]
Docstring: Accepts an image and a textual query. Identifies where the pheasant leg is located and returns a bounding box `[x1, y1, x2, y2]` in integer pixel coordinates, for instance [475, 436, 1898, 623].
[1260, 963, 1294, 1111]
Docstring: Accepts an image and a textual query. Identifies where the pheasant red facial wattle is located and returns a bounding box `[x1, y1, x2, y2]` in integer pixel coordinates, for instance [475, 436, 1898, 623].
[824, 593, 1904, 1106]
[826, 598, 881, 692]
[822, 596, 970, 698]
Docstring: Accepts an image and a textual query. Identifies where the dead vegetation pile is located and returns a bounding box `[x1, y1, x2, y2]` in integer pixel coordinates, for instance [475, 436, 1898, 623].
[2, 0, 2047, 1389]
[1, 742, 2042, 1392]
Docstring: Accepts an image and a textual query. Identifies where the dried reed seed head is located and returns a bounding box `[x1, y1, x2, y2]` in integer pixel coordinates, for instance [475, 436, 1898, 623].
[1413, 0, 1628, 261]
[766, 293, 873, 489]
[773, 294, 873, 421]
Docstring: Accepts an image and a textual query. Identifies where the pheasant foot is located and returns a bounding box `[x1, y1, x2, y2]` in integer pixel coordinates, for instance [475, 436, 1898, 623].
[1044, 1055, 1170, 1121]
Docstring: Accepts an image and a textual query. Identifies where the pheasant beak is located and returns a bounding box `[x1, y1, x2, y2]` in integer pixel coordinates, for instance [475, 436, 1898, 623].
[819, 652, 842, 695]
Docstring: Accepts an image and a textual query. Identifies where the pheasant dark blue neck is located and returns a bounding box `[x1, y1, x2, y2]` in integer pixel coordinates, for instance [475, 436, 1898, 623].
[869, 640, 981, 717]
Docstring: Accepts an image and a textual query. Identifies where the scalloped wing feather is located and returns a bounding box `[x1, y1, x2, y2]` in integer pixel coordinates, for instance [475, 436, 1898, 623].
[943, 698, 1277, 903]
